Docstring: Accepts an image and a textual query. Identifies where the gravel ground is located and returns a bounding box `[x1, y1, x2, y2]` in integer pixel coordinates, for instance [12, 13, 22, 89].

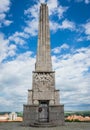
[0, 122, 90, 130]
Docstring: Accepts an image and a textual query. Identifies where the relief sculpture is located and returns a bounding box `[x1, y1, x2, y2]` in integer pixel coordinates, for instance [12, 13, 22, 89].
[33, 73, 54, 91]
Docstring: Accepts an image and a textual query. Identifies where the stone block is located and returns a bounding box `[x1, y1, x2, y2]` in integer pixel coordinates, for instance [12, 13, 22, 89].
[49, 105, 65, 125]
[33, 91, 55, 100]
[23, 105, 38, 126]
[55, 90, 60, 105]
[27, 90, 33, 104]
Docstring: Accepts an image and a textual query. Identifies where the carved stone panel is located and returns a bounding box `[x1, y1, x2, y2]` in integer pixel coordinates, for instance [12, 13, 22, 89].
[33, 72, 55, 91]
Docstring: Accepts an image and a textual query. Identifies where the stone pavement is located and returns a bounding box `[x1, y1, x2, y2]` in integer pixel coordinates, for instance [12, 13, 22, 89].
[0, 122, 90, 130]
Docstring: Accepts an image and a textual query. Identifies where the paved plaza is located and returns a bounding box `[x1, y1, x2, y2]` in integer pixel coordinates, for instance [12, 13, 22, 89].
[0, 122, 90, 130]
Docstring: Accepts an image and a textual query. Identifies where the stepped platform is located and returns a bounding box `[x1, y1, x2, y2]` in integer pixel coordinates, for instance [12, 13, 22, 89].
[30, 121, 57, 127]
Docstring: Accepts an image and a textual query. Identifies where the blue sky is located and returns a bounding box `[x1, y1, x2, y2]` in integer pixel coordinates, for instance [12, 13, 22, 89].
[0, 0, 90, 112]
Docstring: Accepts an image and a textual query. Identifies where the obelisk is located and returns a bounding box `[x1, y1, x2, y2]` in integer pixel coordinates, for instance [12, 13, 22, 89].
[23, 3, 64, 126]
[36, 3, 52, 71]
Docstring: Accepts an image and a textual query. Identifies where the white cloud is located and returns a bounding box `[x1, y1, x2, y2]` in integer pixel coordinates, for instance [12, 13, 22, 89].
[50, 19, 75, 32]
[24, 19, 38, 36]
[39, 0, 46, 3]
[75, 0, 90, 4]
[0, 52, 35, 111]
[85, 0, 90, 4]
[57, 6, 68, 19]
[52, 46, 90, 110]
[8, 44, 17, 57]
[24, 4, 39, 19]
[81, 21, 90, 40]
[52, 43, 69, 54]
[59, 19, 75, 30]
[24, 3, 39, 36]
[50, 21, 60, 32]
[47, 0, 68, 18]
[0, 0, 12, 27]
[47, 0, 60, 15]
[0, 33, 9, 62]
[0, 0, 10, 13]
[0, 33, 17, 63]
[84, 22, 90, 35]
[0, 97, 13, 106]
[0, 14, 5, 20]
[9, 32, 29, 45]
[76, 21, 90, 41]
[4, 20, 12, 26]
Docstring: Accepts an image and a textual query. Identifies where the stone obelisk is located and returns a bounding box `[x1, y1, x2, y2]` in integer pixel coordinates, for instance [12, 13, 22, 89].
[23, 3, 64, 126]
[36, 3, 52, 72]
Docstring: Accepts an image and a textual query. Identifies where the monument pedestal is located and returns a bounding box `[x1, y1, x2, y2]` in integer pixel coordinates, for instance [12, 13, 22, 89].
[23, 104, 64, 126]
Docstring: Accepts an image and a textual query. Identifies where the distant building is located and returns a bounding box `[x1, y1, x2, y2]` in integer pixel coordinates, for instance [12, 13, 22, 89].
[9, 112, 17, 120]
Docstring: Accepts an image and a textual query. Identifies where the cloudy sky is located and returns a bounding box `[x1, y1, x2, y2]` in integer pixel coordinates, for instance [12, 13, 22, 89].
[0, 0, 90, 112]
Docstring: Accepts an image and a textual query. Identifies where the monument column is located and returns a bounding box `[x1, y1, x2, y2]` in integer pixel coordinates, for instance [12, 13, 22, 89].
[23, 3, 64, 126]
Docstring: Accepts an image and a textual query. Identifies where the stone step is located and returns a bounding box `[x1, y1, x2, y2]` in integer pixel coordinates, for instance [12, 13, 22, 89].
[30, 122, 57, 127]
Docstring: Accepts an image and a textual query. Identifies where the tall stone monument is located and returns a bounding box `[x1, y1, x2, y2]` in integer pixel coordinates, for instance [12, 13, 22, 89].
[23, 3, 64, 126]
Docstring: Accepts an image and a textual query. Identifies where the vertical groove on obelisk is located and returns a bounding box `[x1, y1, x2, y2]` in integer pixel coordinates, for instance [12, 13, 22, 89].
[40, 5, 42, 66]
[42, 6, 45, 63]
[45, 5, 46, 64]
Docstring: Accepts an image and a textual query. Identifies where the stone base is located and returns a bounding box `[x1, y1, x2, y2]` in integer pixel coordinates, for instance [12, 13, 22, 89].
[23, 105, 38, 126]
[49, 105, 65, 125]
[23, 104, 64, 126]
